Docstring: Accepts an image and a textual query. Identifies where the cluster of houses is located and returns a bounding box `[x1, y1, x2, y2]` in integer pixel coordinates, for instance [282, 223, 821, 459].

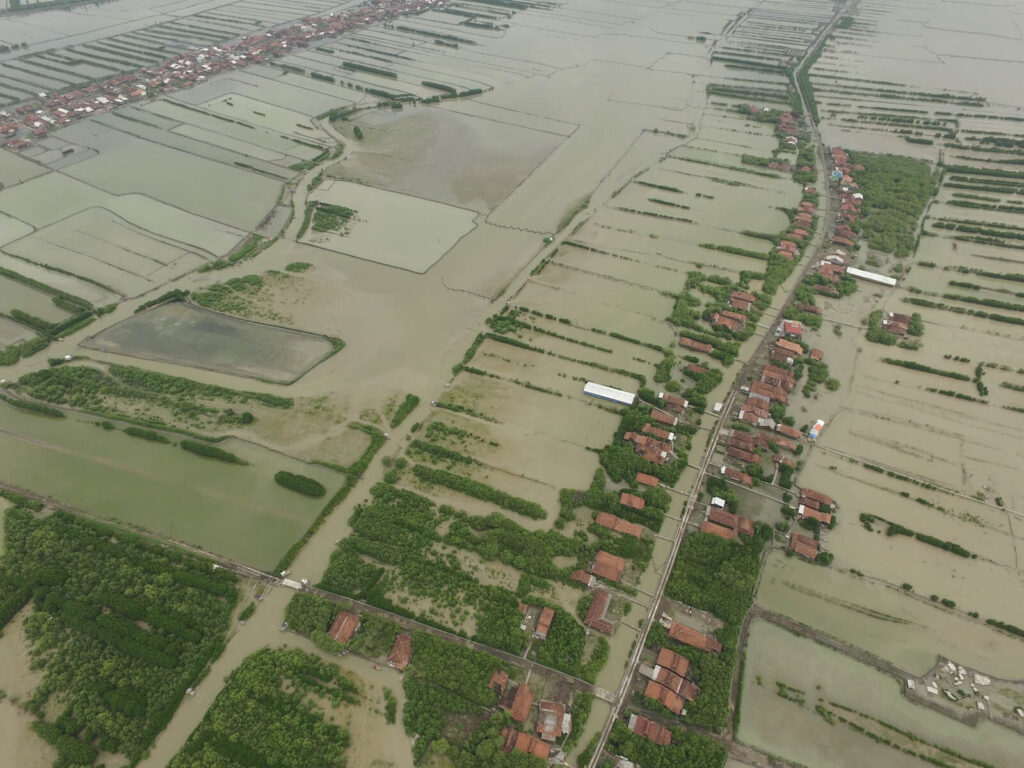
[744, 105, 811, 175]
[623, 406, 680, 466]
[776, 197, 817, 262]
[639, 647, 701, 715]
[788, 487, 836, 560]
[1, 0, 441, 149]
[493, 673, 573, 761]
[709, 289, 757, 333]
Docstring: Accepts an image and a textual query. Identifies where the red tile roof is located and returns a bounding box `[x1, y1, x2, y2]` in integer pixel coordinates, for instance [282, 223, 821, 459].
[630, 715, 672, 745]
[775, 339, 803, 355]
[591, 551, 626, 582]
[679, 336, 713, 353]
[501, 727, 550, 759]
[618, 492, 646, 511]
[490, 670, 509, 695]
[776, 423, 802, 440]
[701, 520, 736, 540]
[656, 647, 690, 677]
[667, 622, 722, 653]
[650, 409, 677, 426]
[536, 606, 555, 639]
[801, 488, 834, 508]
[584, 589, 614, 634]
[789, 532, 819, 560]
[508, 684, 534, 723]
[645, 679, 685, 714]
[801, 505, 833, 527]
[660, 393, 688, 413]
[636, 472, 659, 487]
[536, 700, 566, 741]
[571, 569, 595, 587]
[328, 610, 360, 644]
[723, 466, 753, 486]
[641, 423, 672, 441]
[596, 511, 644, 538]
[388, 633, 412, 670]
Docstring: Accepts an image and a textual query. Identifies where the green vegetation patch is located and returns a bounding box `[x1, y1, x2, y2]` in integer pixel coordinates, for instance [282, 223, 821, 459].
[181, 439, 247, 464]
[0, 508, 238, 766]
[168, 648, 357, 768]
[848, 152, 938, 257]
[274, 470, 327, 497]
[390, 393, 420, 428]
[311, 202, 357, 234]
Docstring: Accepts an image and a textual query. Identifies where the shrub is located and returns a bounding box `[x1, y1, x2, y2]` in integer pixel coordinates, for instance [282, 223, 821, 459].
[274, 471, 327, 497]
[180, 439, 247, 465]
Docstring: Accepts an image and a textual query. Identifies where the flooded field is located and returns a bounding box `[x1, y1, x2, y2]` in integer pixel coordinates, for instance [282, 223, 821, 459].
[304, 180, 478, 273]
[82, 301, 337, 383]
[330, 106, 564, 213]
[0, 399, 340, 568]
[756, 552, 1024, 677]
[739, 619, 1021, 768]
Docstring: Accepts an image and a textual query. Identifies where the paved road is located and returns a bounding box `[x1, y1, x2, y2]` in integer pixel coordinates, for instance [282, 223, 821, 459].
[583, 1, 856, 762]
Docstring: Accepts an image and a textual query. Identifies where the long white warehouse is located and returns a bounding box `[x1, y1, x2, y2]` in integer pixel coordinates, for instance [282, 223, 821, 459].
[846, 267, 897, 287]
[584, 381, 635, 406]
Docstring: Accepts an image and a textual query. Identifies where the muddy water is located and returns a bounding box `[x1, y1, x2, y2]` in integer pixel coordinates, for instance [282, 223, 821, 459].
[0, 607, 57, 768]
[756, 552, 1024, 677]
[331, 106, 563, 213]
[738, 619, 1023, 768]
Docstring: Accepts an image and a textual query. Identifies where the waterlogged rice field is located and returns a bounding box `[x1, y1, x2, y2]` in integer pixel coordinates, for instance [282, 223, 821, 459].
[0, 400, 340, 568]
[331, 106, 564, 213]
[756, 553, 1024, 677]
[304, 180, 477, 273]
[739, 619, 1022, 768]
[83, 301, 336, 383]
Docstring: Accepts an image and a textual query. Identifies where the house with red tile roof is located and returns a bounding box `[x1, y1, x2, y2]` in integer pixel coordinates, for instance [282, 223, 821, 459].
[799, 505, 833, 527]
[700, 520, 736, 540]
[328, 611, 360, 644]
[789, 532, 819, 560]
[506, 683, 534, 723]
[591, 551, 626, 582]
[635, 472, 659, 487]
[501, 727, 550, 759]
[629, 714, 671, 745]
[584, 589, 614, 634]
[388, 633, 412, 671]
[679, 336, 714, 354]
[645, 679, 685, 714]
[656, 647, 690, 677]
[490, 670, 510, 695]
[536, 700, 568, 741]
[664, 620, 722, 653]
[596, 511, 644, 539]
[535, 606, 555, 639]
[571, 569, 596, 587]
